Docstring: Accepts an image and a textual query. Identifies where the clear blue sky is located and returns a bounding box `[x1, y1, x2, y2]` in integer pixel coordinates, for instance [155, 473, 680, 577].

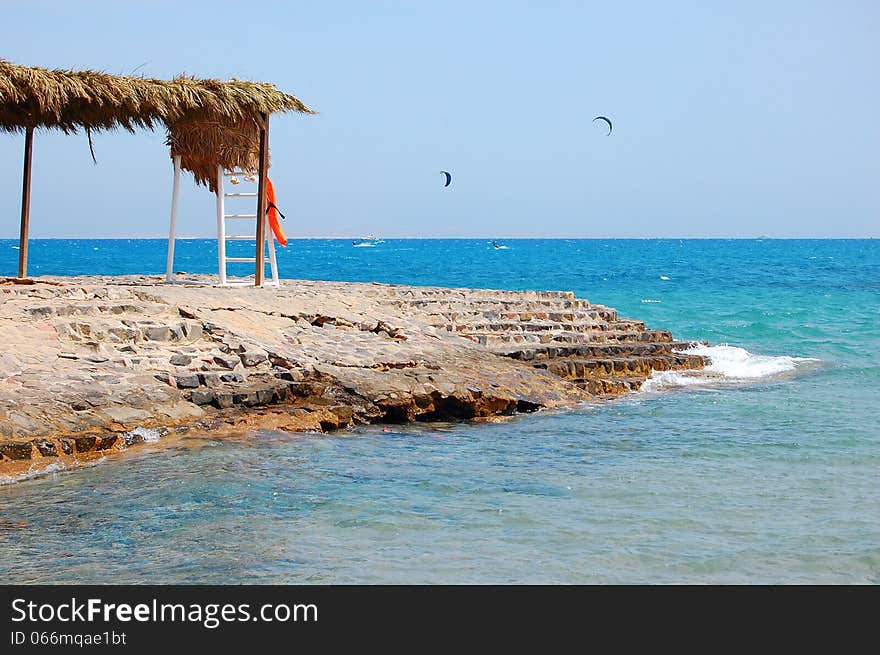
[1, 0, 877, 238]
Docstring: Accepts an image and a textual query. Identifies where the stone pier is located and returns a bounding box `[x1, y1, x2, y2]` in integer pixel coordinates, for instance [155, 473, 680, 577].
[0, 275, 706, 479]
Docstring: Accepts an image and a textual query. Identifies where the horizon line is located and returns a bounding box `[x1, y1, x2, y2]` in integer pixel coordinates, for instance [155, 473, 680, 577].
[1, 235, 877, 241]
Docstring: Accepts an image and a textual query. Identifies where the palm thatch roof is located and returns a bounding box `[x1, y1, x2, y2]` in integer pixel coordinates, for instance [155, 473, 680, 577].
[166, 118, 269, 191]
[0, 59, 314, 189]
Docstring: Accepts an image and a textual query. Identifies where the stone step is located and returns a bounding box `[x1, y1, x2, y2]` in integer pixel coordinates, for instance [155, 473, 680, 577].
[579, 376, 647, 395]
[57, 319, 204, 344]
[595, 329, 673, 343]
[513, 327, 654, 345]
[24, 301, 169, 318]
[440, 320, 613, 334]
[539, 352, 703, 380]
[671, 340, 707, 350]
[613, 317, 644, 328]
[392, 297, 594, 310]
[386, 289, 578, 301]
[462, 326, 673, 347]
[464, 333, 544, 346]
[498, 342, 677, 361]
[413, 309, 607, 323]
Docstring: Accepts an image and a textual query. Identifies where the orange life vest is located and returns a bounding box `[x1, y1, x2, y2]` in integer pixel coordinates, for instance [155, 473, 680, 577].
[266, 177, 287, 246]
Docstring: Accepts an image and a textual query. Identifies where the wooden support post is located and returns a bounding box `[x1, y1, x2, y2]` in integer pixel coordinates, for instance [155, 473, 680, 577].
[254, 113, 269, 287]
[18, 127, 34, 279]
[165, 155, 182, 282]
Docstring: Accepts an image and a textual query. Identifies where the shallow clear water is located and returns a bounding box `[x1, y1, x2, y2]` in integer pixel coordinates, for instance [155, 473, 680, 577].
[1, 239, 878, 583]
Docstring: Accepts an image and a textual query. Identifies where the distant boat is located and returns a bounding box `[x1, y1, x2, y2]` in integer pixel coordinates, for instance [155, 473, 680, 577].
[352, 234, 384, 247]
[488, 240, 508, 250]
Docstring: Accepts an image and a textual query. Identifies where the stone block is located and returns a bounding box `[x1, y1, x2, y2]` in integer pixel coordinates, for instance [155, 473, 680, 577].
[276, 369, 305, 382]
[183, 322, 203, 340]
[0, 441, 33, 460]
[255, 389, 276, 405]
[141, 325, 172, 341]
[240, 351, 268, 367]
[190, 389, 215, 406]
[174, 374, 201, 389]
[33, 439, 57, 457]
[96, 435, 118, 450]
[213, 355, 240, 370]
[233, 392, 260, 407]
[99, 401, 141, 423]
[198, 373, 222, 387]
[73, 436, 97, 452]
[212, 392, 235, 409]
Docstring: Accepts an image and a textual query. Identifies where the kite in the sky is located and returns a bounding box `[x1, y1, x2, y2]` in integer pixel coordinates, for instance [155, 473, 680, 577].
[440, 171, 452, 187]
[593, 116, 612, 135]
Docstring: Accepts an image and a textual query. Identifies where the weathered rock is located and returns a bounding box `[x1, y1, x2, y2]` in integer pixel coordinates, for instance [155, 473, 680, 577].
[25, 306, 53, 318]
[255, 389, 276, 405]
[96, 435, 118, 450]
[33, 439, 58, 457]
[0, 441, 33, 460]
[198, 373, 222, 387]
[102, 406, 151, 424]
[268, 353, 296, 369]
[178, 306, 199, 320]
[72, 436, 97, 452]
[174, 374, 201, 389]
[141, 325, 172, 341]
[190, 389, 215, 405]
[276, 369, 305, 382]
[0, 275, 707, 479]
[183, 322, 203, 340]
[212, 392, 235, 409]
[239, 351, 268, 367]
[213, 355, 240, 370]
[232, 391, 261, 407]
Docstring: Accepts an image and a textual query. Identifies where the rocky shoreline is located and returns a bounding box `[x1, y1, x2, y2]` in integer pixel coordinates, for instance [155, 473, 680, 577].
[0, 275, 706, 481]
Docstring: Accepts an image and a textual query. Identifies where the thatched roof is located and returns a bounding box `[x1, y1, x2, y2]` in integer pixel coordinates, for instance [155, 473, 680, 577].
[167, 118, 268, 191]
[0, 59, 314, 190]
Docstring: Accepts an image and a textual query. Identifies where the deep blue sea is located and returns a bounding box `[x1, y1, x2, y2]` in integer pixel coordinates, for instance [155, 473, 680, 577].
[1, 239, 878, 583]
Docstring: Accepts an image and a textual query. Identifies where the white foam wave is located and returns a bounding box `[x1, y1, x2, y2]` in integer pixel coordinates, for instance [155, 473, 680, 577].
[641, 299, 661, 303]
[0, 461, 67, 485]
[125, 427, 162, 443]
[642, 344, 821, 391]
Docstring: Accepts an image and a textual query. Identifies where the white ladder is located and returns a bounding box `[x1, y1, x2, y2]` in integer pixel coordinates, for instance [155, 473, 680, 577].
[215, 165, 279, 287]
[165, 156, 280, 287]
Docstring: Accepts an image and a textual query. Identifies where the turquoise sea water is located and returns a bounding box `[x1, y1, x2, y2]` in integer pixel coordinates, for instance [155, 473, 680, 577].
[1, 239, 878, 583]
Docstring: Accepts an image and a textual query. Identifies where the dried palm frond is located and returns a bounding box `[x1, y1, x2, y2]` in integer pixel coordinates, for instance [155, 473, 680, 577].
[0, 59, 313, 189]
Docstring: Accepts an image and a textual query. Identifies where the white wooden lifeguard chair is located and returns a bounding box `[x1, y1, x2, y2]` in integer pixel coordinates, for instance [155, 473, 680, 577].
[165, 156, 280, 287]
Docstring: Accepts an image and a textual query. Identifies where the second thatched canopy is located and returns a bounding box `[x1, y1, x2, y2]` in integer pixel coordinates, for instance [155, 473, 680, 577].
[0, 59, 314, 190]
